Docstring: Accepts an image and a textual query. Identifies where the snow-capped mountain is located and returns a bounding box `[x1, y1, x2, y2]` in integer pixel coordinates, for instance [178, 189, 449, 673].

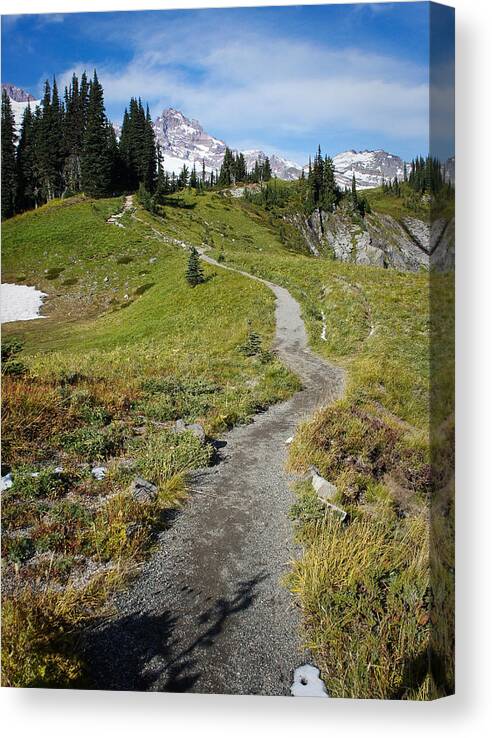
[241, 149, 302, 181]
[2, 83, 37, 103]
[152, 109, 412, 188]
[153, 107, 302, 180]
[154, 107, 226, 174]
[330, 150, 406, 190]
[2, 83, 40, 135]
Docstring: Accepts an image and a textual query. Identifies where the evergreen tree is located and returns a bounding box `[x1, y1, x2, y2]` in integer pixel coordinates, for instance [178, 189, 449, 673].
[186, 247, 205, 287]
[16, 103, 38, 211]
[262, 156, 272, 182]
[1, 90, 17, 218]
[143, 103, 157, 191]
[189, 164, 198, 188]
[178, 164, 189, 189]
[81, 71, 112, 197]
[219, 147, 235, 185]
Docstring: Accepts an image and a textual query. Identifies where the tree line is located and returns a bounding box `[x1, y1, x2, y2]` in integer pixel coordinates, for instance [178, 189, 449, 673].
[1, 71, 159, 219]
[217, 147, 272, 187]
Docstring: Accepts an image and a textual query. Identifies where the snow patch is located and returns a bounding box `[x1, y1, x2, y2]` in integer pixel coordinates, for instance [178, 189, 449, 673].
[1, 283, 47, 324]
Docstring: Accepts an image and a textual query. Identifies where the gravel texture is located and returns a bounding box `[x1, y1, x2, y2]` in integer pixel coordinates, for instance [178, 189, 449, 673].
[83, 251, 345, 695]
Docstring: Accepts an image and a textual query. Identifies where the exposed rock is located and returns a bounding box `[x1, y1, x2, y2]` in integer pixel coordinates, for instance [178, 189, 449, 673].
[149, 257, 157, 264]
[310, 466, 347, 521]
[92, 466, 107, 481]
[1, 473, 13, 492]
[310, 466, 337, 503]
[302, 206, 433, 271]
[130, 476, 158, 504]
[174, 419, 206, 443]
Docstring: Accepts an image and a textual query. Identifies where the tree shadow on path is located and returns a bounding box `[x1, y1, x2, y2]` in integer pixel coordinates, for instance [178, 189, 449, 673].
[81, 572, 267, 693]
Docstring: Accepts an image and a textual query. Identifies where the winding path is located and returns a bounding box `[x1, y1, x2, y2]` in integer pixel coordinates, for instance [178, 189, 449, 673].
[86, 201, 345, 695]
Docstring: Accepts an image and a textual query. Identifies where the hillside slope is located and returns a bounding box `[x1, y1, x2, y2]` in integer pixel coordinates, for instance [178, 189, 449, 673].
[1, 189, 453, 697]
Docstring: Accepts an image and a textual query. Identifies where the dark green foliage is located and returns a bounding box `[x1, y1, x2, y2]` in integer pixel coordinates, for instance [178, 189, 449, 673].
[138, 182, 157, 213]
[1, 90, 17, 218]
[408, 155, 446, 195]
[5, 69, 162, 218]
[218, 147, 236, 186]
[2, 336, 26, 376]
[81, 71, 112, 197]
[58, 421, 126, 460]
[238, 327, 262, 356]
[119, 98, 157, 192]
[304, 146, 341, 220]
[2, 336, 24, 363]
[186, 247, 205, 287]
[16, 104, 38, 211]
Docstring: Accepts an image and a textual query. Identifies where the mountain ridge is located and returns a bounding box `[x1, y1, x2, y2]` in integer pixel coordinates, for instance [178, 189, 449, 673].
[2, 84, 454, 188]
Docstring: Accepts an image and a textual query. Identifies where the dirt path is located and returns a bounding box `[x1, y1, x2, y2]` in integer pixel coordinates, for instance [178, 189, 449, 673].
[85, 201, 345, 695]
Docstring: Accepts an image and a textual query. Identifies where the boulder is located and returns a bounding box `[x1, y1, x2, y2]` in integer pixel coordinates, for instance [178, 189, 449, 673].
[174, 419, 206, 444]
[310, 466, 347, 521]
[186, 423, 206, 444]
[92, 466, 107, 481]
[130, 476, 158, 504]
[310, 466, 337, 502]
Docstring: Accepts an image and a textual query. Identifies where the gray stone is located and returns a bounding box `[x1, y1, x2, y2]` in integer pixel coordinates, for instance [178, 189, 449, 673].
[92, 466, 107, 481]
[310, 466, 337, 502]
[174, 419, 206, 443]
[186, 423, 206, 443]
[175, 418, 186, 432]
[130, 476, 158, 504]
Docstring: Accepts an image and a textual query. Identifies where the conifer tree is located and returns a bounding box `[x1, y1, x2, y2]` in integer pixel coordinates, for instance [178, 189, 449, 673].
[263, 156, 272, 182]
[190, 164, 198, 188]
[178, 164, 189, 189]
[81, 71, 112, 197]
[219, 147, 235, 186]
[186, 247, 205, 287]
[16, 103, 38, 211]
[1, 90, 17, 218]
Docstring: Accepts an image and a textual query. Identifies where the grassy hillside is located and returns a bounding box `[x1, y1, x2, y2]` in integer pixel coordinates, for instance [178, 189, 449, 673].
[124, 188, 454, 698]
[1, 194, 299, 687]
[1, 187, 453, 696]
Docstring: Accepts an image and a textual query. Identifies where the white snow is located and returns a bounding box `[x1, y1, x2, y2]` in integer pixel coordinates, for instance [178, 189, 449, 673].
[291, 664, 329, 697]
[320, 311, 327, 342]
[1, 283, 47, 324]
[10, 98, 41, 137]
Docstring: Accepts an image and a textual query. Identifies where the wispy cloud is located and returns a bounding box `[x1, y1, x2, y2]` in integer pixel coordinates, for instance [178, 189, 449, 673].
[55, 9, 429, 159]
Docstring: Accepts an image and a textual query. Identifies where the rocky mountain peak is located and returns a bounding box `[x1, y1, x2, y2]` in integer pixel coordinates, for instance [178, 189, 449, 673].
[2, 82, 37, 103]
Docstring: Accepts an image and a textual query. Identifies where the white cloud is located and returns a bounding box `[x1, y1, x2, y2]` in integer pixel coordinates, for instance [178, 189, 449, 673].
[57, 13, 429, 154]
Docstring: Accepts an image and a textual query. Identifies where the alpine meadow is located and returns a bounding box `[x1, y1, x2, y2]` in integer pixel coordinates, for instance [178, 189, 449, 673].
[1, 3, 455, 700]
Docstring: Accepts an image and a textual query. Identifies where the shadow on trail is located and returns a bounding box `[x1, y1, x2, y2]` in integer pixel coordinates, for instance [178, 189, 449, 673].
[82, 572, 266, 692]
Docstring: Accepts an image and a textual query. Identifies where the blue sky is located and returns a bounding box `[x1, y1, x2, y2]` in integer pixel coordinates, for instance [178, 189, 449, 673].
[1, 3, 453, 162]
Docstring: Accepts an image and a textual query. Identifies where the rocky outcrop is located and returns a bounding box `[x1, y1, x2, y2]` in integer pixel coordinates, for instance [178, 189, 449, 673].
[297, 206, 454, 272]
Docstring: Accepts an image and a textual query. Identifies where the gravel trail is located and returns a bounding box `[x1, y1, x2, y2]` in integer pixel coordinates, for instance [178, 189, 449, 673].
[84, 220, 345, 695]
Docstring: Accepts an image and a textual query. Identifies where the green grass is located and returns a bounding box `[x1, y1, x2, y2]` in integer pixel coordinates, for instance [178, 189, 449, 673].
[1, 186, 453, 695]
[1, 192, 299, 687]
